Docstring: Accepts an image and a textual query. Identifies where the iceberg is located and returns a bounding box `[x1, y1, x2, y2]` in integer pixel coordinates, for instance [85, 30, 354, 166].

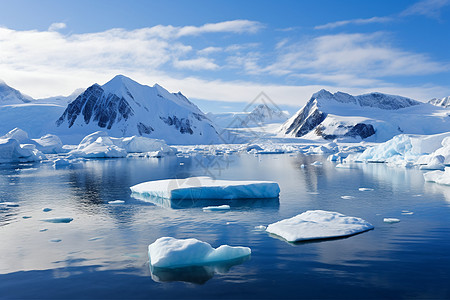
[148, 237, 251, 268]
[69, 131, 127, 158]
[423, 167, 450, 185]
[266, 210, 374, 242]
[130, 176, 280, 200]
[0, 138, 45, 164]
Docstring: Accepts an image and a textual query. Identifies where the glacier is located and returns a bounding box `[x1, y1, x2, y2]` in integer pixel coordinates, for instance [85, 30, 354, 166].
[130, 176, 280, 200]
[266, 210, 374, 242]
[148, 237, 251, 268]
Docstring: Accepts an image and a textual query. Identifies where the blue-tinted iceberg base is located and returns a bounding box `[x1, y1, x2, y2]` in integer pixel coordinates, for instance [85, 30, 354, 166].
[131, 176, 280, 200]
[266, 210, 374, 242]
[148, 237, 251, 269]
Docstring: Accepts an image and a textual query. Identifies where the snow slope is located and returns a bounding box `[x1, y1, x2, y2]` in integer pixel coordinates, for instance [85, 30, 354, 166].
[280, 89, 450, 142]
[0, 80, 33, 104]
[54, 75, 220, 144]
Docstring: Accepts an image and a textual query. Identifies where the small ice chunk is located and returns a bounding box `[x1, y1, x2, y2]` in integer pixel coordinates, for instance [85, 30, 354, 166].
[308, 192, 319, 195]
[266, 210, 374, 242]
[179, 162, 185, 166]
[254, 225, 267, 231]
[22, 216, 32, 219]
[383, 218, 400, 223]
[42, 208, 52, 212]
[359, 187, 374, 191]
[42, 217, 73, 223]
[340, 196, 355, 200]
[88, 237, 103, 241]
[401, 211, 414, 215]
[311, 161, 322, 166]
[39, 228, 48, 232]
[148, 237, 251, 268]
[108, 200, 125, 204]
[50, 238, 62, 243]
[131, 176, 280, 200]
[202, 205, 230, 211]
[53, 158, 71, 168]
[300, 164, 305, 168]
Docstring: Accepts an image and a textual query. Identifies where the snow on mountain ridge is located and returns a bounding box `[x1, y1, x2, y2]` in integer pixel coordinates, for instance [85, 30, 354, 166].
[281, 89, 450, 142]
[54, 75, 219, 144]
[429, 96, 450, 108]
[0, 80, 33, 104]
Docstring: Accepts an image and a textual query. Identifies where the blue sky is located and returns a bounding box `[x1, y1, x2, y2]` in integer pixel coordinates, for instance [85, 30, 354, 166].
[0, 0, 449, 113]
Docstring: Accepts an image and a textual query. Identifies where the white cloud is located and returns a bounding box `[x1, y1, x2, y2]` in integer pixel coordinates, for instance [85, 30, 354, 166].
[176, 20, 263, 37]
[173, 57, 219, 70]
[48, 22, 67, 31]
[263, 32, 448, 78]
[401, 0, 450, 18]
[315, 17, 392, 30]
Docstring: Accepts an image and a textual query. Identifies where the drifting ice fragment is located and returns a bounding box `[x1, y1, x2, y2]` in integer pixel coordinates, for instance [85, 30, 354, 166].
[202, 205, 230, 211]
[266, 210, 374, 242]
[131, 176, 280, 200]
[42, 208, 52, 212]
[148, 237, 251, 268]
[39, 228, 48, 232]
[50, 238, 62, 243]
[383, 218, 400, 223]
[108, 200, 125, 204]
[340, 196, 355, 200]
[311, 161, 322, 166]
[423, 167, 450, 185]
[42, 217, 73, 223]
[254, 225, 267, 231]
[359, 187, 374, 191]
[401, 210, 414, 215]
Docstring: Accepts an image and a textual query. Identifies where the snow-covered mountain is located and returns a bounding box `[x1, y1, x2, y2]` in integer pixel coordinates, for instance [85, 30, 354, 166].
[0, 80, 33, 104]
[207, 104, 289, 129]
[280, 89, 450, 142]
[54, 75, 220, 144]
[429, 96, 450, 108]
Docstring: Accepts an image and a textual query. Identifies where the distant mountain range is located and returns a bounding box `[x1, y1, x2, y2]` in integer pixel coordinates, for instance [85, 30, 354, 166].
[2, 76, 450, 144]
[206, 104, 289, 129]
[279, 89, 450, 142]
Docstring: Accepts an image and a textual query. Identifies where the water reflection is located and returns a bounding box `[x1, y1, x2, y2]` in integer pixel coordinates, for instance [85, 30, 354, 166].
[149, 256, 250, 284]
[130, 192, 280, 210]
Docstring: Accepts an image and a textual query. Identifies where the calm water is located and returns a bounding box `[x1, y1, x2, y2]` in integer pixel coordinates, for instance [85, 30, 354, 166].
[1, 153, 450, 299]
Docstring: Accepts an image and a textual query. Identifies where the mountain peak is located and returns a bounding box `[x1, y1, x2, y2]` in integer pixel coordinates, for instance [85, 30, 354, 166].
[0, 80, 33, 104]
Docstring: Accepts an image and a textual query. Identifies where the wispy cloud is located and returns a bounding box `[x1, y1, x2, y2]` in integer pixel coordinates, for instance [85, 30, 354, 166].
[401, 0, 450, 18]
[263, 32, 448, 79]
[315, 16, 392, 30]
[48, 22, 67, 31]
[173, 57, 219, 70]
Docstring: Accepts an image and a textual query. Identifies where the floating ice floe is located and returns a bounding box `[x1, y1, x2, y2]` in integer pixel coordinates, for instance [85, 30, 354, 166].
[359, 187, 374, 191]
[383, 218, 400, 223]
[266, 210, 374, 242]
[108, 200, 125, 204]
[50, 238, 62, 243]
[22, 216, 32, 219]
[130, 176, 280, 200]
[148, 237, 251, 268]
[254, 225, 267, 231]
[39, 228, 48, 232]
[202, 205, 231, 211]
[401, 210, 414, 215]
[42, 217, 73, 223]
[311, 161, 323, 166]
[340, 196, 355, 200]
[69, 131, 127, 158]
[424, 167, 450, 185]
[42, 208, 52, 212]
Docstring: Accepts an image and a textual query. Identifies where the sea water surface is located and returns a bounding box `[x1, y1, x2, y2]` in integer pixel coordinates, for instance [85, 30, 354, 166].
[0, 153, 449, 299]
